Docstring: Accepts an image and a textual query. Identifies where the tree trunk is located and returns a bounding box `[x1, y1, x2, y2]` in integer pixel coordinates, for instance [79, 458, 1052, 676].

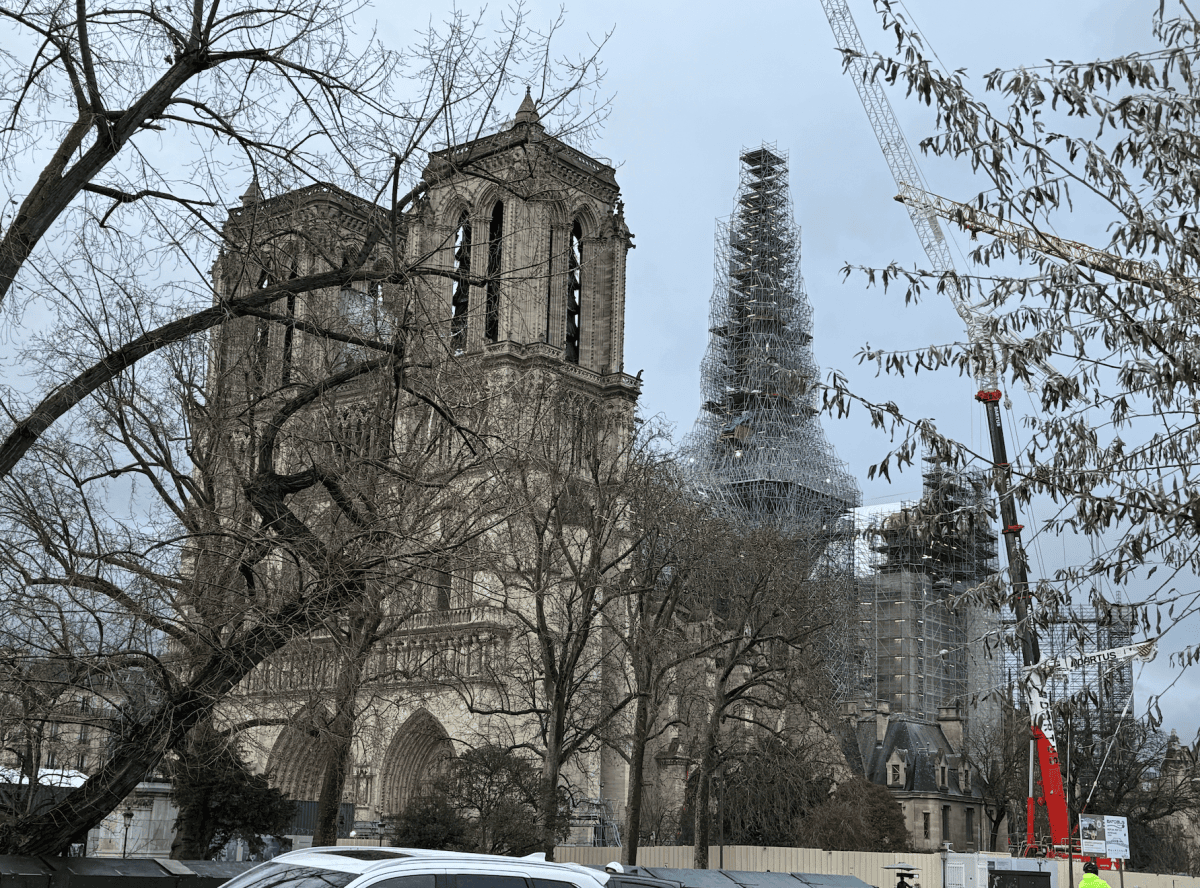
[622, 692, 651, 866]
[988, 812, 1003, 852]
[0, 690, 207, 855]
[538, 746, 564, 861]
[692, 719, 719, 870]
[312, 621, 376, 847]
[692, 768, 711, 870]
[0, 562, 366, 854]
[313, 720, 353, 847]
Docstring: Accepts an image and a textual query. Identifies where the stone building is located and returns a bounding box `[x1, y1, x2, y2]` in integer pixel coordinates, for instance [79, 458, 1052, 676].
[846, 704, 989, 853]
[207, 90, 640, 841]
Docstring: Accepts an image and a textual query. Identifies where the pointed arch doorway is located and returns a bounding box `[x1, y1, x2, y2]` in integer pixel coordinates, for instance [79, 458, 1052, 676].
[379, 710, 455, 817]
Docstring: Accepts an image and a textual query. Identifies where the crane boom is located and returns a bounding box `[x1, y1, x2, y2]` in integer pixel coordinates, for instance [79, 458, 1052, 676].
[895, 182, 1198, 299]
[817, 0, 1056, 854]
[1033, 639, 1158, 677]
[1023, 639, 1158, 756]
[817, 0, 996, 388]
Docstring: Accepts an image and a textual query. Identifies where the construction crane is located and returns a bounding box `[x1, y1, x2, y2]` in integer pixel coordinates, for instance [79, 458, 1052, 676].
[893, 180, 1181, 854]
[816, 0, 1150, 860]
[894, 182, 1198, 300]
[1023, 639, 1159, 856]
[816, 0, 1040, 688]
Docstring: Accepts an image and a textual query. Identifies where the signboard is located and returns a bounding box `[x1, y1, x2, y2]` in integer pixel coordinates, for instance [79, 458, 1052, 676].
[1104, 815, 1130, 860]
[1079, 814, 1130, 860]
[1079, 815, 1106, 856]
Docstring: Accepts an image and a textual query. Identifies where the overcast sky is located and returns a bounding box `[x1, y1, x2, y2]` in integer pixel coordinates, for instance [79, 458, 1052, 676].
[383, 0, 1200, 737]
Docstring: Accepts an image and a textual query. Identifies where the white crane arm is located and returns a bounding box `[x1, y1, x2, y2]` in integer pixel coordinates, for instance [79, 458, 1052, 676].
[818, 0, 996, 388]
[896, 183, 1199, 300]
[1023, 638, 1157, 750]
[1032, 638, 1158, 676]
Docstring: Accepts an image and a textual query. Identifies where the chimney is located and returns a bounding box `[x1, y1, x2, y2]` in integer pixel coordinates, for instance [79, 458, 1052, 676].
[876, 702, 890, 744]
[938, 704, 963, 750]
[856, 706, 879, 753]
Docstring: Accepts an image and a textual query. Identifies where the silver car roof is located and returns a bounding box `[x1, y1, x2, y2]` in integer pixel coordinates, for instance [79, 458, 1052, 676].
[262, 848, 610, 887]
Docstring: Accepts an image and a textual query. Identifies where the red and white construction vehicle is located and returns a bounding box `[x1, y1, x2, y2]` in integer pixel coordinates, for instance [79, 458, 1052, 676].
[1022, 641, 1157, 857]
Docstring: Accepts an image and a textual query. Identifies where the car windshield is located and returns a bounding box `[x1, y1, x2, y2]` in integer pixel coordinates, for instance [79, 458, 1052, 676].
[221, 863, 359, 888]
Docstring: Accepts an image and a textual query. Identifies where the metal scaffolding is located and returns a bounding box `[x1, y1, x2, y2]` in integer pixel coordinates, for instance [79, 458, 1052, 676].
[682, 145, 861, 696]
[682, 145, 859, 534]
[856, 458, 1000, 726]
[1004, 604, 1136, 736]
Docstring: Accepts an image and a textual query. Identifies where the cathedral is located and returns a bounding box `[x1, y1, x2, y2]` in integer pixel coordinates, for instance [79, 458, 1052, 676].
[208, 90, 640, 842]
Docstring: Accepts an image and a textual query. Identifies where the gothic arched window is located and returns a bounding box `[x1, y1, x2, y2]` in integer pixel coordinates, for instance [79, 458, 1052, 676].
[485, 201, 504, 343]
[565, 220, 583, 364]
[450, 210, 471, 352]
[254, 271, 275, 387]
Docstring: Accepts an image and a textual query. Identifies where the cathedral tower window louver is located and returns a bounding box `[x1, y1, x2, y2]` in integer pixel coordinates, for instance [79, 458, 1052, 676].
[485, 201, 503, 343]
[565, 219, 583, 363]
[451, 210, 472, 352]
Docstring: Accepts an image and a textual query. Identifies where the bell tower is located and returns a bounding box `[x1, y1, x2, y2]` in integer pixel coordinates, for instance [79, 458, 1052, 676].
[211, 92, 641, 829]
[410, 90, 640, 411]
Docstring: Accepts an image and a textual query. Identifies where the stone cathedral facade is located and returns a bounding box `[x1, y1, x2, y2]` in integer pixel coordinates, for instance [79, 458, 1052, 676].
[208, 91, 639, 839]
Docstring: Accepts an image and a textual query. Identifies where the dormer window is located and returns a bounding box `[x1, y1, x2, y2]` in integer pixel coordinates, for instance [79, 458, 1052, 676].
[891, 763, 901, 785]
[940, 765, 948, 787]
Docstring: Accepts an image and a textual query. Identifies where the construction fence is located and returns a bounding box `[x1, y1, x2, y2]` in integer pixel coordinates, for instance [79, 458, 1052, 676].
[554, 847, 1200, 888]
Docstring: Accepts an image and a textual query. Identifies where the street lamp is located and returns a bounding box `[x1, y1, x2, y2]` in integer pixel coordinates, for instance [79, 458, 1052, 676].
[121, 808, 134, 859]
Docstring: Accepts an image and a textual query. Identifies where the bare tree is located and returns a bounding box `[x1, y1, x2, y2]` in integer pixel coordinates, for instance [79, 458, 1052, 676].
[0, 0, 609, 482]
[0, 0, 609, 855]
[614, 463, 712, 864]
[0, 658, 96, 828]
[449, 376, 660, 858]
[961, 694, 1028, 851]
[1059, 708, 1200, 860]
[0, 271, 490, 853]
[716, 734, 840, 847]
[680, 524, 845, 869]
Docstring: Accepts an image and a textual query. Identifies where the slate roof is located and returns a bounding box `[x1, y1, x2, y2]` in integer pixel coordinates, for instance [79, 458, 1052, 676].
[844, 714, 976, 799]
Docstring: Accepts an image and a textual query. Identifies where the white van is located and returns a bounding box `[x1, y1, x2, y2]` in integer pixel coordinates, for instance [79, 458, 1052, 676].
[220, 848, 612, 888]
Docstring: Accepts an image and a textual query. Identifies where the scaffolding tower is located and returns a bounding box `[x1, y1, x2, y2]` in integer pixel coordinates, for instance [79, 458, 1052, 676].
[857, 458, 1000, 727]
[1004, 604, 1136, 736]
[682, 144, 861, 696]
[683, 145, 859, 530]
